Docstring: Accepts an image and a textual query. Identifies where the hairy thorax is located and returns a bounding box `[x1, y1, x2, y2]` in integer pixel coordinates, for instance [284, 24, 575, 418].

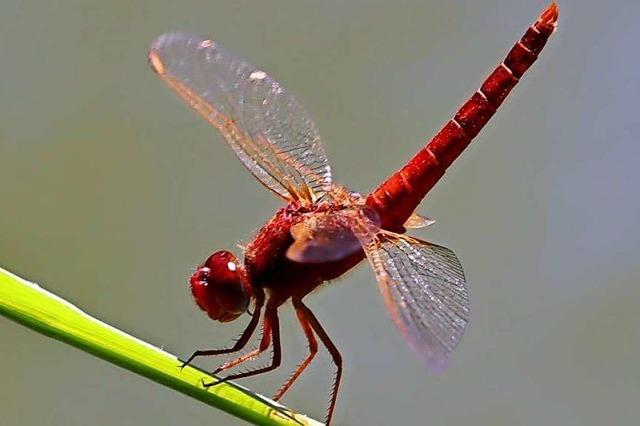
[244, 194, 366, 303]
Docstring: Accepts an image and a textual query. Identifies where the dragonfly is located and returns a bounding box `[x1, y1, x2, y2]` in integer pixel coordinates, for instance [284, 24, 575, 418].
[148, 3, 558, 424]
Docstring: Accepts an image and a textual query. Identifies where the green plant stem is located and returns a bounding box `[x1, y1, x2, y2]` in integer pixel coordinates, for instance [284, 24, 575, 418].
[0, 266, 321, 426]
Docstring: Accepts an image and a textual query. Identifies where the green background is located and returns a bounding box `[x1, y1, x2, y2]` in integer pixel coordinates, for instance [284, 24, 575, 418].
[1, 1, 638, 425]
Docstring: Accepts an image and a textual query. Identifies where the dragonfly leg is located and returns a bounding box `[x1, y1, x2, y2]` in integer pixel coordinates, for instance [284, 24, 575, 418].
[272, 297, 318, 401]
[211, 309, 272, 375]
[295, 299, 342, 426]
[204, 303, 281, 386]
[181, 291, 264, 368]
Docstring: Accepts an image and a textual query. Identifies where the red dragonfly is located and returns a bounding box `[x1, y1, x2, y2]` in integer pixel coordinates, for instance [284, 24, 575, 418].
[149, 4, 558, 424]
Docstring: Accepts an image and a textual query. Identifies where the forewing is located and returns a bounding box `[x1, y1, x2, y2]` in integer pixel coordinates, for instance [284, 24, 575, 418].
[287, 213, 362, 263]
[149, 33, 332, 202]
[287, 205, 381, 263]
[364, 232, 469, 373]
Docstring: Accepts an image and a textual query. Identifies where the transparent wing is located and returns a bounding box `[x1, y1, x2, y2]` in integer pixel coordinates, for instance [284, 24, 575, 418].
[364, 232, 469, 373]
[286, 205, 381, 263]
[403, 212, 436, 229]
[149, 32, 332, 202]
[285, 202, 469, 371]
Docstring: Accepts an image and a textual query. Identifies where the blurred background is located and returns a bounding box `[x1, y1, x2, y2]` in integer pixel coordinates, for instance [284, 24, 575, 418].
[1, 1, 638, 425]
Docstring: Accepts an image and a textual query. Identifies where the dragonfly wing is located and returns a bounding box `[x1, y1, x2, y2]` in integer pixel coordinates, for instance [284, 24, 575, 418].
[403, 212, 436, 229]
[287, 213, 362, 263]
[287, 205, 381, 263]
[363, 232, 469, 373]
[149, 33, 332, 202]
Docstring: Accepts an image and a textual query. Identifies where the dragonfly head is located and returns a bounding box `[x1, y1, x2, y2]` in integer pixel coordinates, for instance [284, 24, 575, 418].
[189, 251, 251, 323]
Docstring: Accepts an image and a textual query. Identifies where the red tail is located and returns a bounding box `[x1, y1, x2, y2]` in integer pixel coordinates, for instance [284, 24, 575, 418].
[367, 3, 559, 230]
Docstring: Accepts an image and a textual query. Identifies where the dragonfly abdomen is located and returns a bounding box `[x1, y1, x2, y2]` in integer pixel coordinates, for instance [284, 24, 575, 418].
[367, 3, 558, 230]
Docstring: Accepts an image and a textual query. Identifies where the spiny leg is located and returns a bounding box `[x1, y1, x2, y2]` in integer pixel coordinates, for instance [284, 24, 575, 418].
[212, 312, 272, 375]
[296, 300, 342, 426]
[205, 304, 281, 386]
[181, 295, 264, 368]
[273, 298, 318, 401]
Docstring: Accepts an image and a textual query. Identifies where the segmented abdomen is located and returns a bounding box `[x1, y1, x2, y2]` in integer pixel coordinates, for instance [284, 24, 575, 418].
[367, 3, 558, 230]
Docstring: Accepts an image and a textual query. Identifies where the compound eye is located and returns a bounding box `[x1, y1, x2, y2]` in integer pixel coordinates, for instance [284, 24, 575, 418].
[203, 251, 240, 282]
[190, 251, 249, 322]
